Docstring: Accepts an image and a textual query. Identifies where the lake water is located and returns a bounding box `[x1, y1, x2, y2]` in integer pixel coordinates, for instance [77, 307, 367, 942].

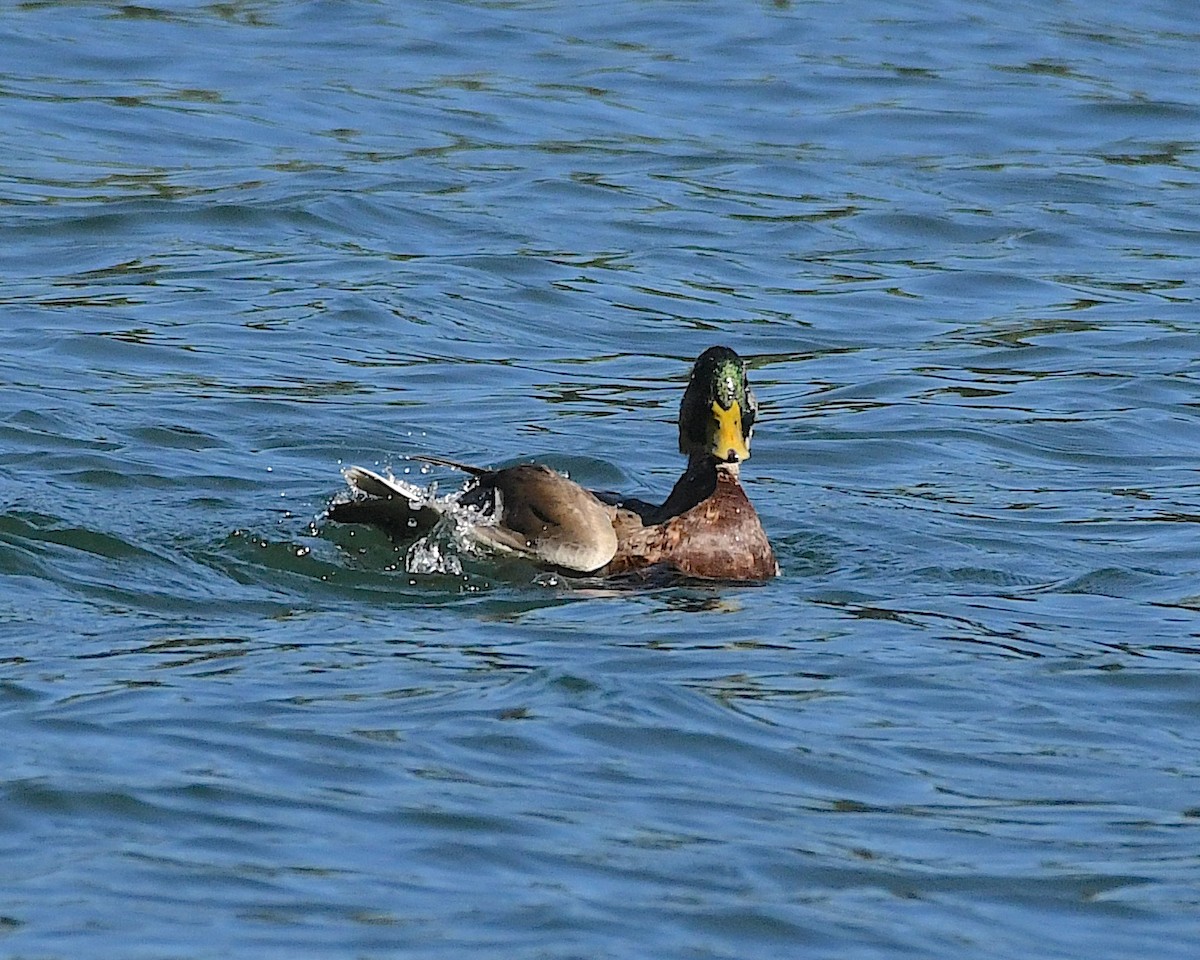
[2, 0, 1199, 956]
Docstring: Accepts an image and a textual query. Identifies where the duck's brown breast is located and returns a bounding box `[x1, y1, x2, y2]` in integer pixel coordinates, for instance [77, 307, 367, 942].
[607, 472, 777, 580]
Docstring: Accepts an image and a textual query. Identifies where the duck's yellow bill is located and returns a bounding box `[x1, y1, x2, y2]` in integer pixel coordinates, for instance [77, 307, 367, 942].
[710, 400, 750, 462]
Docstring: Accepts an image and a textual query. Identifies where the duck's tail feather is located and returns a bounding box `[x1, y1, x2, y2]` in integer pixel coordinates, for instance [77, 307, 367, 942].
[327, 465, 441, 538]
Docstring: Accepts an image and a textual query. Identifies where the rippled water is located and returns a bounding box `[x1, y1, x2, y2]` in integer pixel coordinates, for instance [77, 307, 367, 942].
[2, 1, 1199, 956]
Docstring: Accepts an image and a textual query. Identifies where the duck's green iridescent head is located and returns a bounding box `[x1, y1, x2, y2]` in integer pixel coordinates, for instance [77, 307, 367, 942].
[678, 346, 758, 464]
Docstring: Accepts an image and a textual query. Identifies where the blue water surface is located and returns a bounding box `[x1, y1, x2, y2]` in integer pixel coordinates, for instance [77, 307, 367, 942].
[1, 1, 1199, 957]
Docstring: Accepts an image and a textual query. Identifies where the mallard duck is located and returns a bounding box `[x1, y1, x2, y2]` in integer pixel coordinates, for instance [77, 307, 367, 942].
[328, 346, 778, 581]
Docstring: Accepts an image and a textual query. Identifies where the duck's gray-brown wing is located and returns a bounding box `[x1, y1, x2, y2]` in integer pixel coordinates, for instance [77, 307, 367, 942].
[475, 464, 618, 573]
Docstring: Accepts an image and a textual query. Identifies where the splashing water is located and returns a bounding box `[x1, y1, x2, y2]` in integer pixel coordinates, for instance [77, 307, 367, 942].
[340, 465, 501, 577]
[404, 534, 463, 576]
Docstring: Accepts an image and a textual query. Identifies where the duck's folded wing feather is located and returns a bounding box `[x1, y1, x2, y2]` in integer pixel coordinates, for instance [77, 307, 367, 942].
[485, 465, 618, 573]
